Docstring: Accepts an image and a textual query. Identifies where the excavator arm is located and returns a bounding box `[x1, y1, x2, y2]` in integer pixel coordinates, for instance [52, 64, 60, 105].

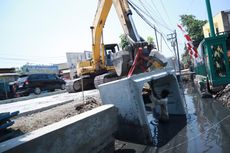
[112, 0, 140, 42]
[91, 0, 113, 70]
[91, 0, 147, 74]
[68, 0, 166, 93]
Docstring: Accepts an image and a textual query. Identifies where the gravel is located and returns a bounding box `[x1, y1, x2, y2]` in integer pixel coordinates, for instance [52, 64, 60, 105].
[11, 96, 101, 133]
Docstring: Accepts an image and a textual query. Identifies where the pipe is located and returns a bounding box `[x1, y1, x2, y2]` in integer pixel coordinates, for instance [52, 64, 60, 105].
[205, 0, 215, 37]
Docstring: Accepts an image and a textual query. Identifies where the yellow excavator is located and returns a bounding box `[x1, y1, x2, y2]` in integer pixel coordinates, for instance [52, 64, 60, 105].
[66, 0, 166, 93]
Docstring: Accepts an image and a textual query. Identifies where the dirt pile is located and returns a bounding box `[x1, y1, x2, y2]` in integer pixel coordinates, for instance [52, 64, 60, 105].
[8, 96, 101, 134]
[75, 97, 101, 114]
[215, 84, 230, 108]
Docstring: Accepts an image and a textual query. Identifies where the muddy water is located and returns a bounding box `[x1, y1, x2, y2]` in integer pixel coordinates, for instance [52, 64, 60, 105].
[115, 83, 230, 153]
[153, 83, 230, 153]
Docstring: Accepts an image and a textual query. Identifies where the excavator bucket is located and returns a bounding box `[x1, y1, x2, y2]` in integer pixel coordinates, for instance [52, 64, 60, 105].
[111, 51, 130, 76]
[98, 67, 185, 144]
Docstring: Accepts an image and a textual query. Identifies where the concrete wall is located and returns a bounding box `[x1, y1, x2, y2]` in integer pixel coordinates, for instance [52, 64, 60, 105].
[0, 105, 118, 153]
[99, 68, 185, 144]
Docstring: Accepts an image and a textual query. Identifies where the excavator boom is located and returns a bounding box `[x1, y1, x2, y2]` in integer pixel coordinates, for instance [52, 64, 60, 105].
[91, 0, 146, 74]
[91, 0, 112, 70]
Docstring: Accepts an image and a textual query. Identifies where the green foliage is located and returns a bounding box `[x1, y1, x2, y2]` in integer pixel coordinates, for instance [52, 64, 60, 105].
[147, 36, 154, 45]
[119, 34, 155, 49]
[180, 15, 206, 68]
[180, 15, 207, 42]
[119, 34, 129, 49]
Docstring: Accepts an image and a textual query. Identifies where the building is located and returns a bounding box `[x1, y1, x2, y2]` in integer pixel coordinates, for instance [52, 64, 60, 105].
[84, 51, 93, 60]
[203, 10, 230, 38]
[54, 63, 71, 80]
[66, 51, 92, 79]
[0, 68, 19, 100]
[21, 64, 59, 75]
[0, 68, 16, 73]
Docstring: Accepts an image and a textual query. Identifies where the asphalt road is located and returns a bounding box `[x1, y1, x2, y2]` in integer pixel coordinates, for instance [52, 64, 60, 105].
[0, 89, 99, 115]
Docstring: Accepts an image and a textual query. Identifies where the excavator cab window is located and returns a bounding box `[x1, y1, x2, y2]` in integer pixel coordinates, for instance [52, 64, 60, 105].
[104, 44, 119, 66]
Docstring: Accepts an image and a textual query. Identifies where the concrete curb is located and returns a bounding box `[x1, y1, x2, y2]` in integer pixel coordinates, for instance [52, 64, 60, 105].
[17, 99, 74, 117]
[0, 105, 118, 153]
[0, 90, 66, 105]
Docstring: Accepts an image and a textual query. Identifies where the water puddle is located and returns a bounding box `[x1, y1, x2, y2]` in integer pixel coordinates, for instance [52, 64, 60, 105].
[115, 83, 230, 153]
[156, 83, 230, 153]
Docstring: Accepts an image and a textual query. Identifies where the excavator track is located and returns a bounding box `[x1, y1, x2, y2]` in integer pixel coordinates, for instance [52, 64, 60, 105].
[94, 72, 123, 88]
[66, 76, 95, 93]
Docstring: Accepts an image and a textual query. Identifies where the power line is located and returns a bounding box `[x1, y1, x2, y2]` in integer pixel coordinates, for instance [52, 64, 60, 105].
[128, 1, 174, 54]
[149, 0, 173, 31]
[129, 0, 173, 32]
[159, 0, 173, 26]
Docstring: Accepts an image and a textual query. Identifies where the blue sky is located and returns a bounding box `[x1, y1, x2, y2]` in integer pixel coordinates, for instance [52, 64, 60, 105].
[0, 0, 230, 68]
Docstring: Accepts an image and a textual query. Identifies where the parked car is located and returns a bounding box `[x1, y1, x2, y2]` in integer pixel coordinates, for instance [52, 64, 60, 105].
[16, 74, 66, 96]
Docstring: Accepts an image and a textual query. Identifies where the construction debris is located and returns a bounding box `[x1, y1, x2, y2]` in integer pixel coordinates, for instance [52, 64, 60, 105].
[1, 96, 101, 142]
[0, 111, 19, 131]
[215, 84, 230, 108]
[75, 97, 101, 114]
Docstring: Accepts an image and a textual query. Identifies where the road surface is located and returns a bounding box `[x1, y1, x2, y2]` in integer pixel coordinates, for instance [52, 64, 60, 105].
[115, 83, 230, 153]
[0, 90, 99, 115]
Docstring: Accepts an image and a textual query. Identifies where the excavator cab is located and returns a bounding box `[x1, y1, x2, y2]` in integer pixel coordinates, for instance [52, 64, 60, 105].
[104, 44, 119, 66]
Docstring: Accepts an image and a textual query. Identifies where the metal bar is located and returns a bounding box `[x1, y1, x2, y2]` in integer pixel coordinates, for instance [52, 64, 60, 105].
[154, 27, 159, 51]
[0, 121, 14, 130]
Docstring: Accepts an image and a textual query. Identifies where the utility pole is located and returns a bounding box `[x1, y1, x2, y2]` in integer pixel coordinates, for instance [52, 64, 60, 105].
[167, 30, 181, 76]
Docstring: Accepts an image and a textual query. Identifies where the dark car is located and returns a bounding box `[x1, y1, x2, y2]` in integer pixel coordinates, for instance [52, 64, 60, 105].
[16, 74, 66, 96]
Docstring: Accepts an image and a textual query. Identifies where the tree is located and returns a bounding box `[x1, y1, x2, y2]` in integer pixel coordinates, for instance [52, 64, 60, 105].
[119, 34, 129, 49]
[119, 34, 155, 50]
[147, 36, 154, 45]
[180, 15, 206, 68]
[180, 15, 207, 42]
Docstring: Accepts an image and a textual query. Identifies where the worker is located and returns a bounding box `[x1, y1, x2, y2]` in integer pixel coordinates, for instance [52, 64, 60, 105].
[148, 84, 170, 122]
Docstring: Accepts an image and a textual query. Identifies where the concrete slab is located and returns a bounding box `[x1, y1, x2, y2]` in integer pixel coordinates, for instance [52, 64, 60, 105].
[0, 89, 99, 115]
[99, 68, 185, 144]
[0, 90, 66, 105]
[115, 83, 230, 153]
[0, 104, 118, 153]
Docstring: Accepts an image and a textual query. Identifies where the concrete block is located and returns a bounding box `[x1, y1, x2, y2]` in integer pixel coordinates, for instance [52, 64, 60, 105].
[98, 68, 185, 144]
[0, 105, 118, 153]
